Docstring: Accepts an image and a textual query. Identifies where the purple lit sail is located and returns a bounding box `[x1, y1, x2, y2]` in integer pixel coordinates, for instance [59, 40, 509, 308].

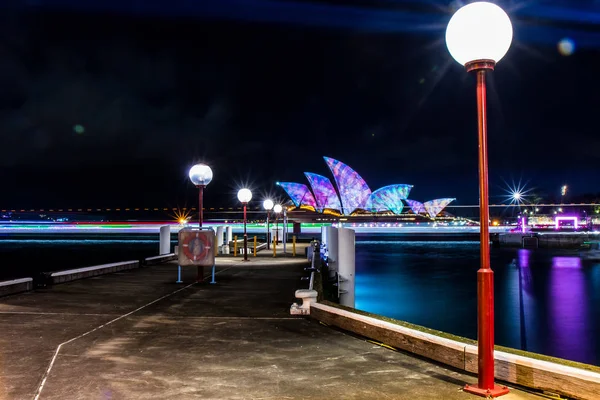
[367, 184, 413, 214]
[277, 182, 317, 209]
[304, 173, 342, 213]
[406, 199, 425, 215]
[324, 157, 371, 215]
[423, 198, 455, 218]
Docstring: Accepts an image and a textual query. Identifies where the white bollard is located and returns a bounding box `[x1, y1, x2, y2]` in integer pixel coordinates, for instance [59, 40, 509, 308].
[338, 227, 355, 308]
[159, 225, 171, 255]
[321, 226, 328, 249]
[325, 226, 339, 279]
[216, 226, 224, 254]
[226, 226, 233, 244]
[272, 227, 283, 244]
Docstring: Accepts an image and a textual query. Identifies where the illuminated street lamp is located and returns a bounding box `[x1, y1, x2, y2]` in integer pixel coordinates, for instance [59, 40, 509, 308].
[237, 188, 252, 261]
[446, 2, 512, 397]
[188, 163, 213, 228]
[273, 204, 282, 245]
[263, 199, 274, 249]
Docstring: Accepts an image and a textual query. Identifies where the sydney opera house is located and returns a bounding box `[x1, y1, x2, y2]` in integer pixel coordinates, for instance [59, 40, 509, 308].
[277, 157, 455, 219]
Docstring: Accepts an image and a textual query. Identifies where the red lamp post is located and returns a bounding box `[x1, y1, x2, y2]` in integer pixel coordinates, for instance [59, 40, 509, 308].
[237, 188, 252, 261]
[446, 2, 513, 397]
[263, 199, 274, 250]
[189, 163, 213, 281]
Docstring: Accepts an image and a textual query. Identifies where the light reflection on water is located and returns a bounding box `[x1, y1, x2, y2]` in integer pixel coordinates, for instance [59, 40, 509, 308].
[355, 240, 600, 366]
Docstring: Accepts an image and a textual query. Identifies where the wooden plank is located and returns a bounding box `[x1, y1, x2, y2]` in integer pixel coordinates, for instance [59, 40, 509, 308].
[311, 303, 465, 370]
[312, 302, 600, 400]
[466, 346, 600, 400]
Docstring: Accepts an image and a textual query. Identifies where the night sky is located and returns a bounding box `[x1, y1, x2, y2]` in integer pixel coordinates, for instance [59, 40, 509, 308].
[1, 0, 600, 209]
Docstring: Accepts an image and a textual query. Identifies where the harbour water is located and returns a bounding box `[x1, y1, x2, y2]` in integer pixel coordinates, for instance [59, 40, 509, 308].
[355, 240, 600, 366]
[0, 235, 174, 281]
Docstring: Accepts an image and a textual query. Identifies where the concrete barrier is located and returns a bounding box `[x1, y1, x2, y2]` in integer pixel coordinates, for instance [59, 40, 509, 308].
[0, 278, 33, 297]
[50, 260, 140, 284]
[145, 253, 177, 265]
[310, 302, 600, 400]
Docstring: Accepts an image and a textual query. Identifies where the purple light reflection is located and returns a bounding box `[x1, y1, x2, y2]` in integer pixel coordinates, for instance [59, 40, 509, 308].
[552, 256, 582, 269]
[549, 255, 592, 362]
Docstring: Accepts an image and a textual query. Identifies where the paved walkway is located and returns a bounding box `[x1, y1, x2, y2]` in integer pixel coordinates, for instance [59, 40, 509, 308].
[0, 245, 545, 399]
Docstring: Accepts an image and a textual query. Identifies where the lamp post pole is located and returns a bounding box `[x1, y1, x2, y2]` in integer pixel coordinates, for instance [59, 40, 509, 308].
[266, 210, 270, 249]
[189, 163, 213, 283]
[197, 185, 204, 228]
[468, 60, 501, 394]
[446, 2, 512, 397]
[237, 188, 252, 261]
[273, 204, 282, 246]
[263, 199, 274, 250]
[243, 202, 248, 261]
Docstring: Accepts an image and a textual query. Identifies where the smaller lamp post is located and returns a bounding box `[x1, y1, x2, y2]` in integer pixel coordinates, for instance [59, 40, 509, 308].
[189, 163, 213, 283]
[188, 163, 213, 228]
[273, 204, 282, 245]
[263, 199, 274, 249]
[238, 188, 252, 261]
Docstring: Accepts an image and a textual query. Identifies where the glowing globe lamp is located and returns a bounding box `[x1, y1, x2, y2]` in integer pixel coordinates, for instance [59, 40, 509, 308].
[188, 163, 213, 229]
[263, 199, 274, 211]
[237, 188, 252, 204]
[446, 2, 512, 70]
[273, 204, 282, 214]
[189, 164, 213, 187]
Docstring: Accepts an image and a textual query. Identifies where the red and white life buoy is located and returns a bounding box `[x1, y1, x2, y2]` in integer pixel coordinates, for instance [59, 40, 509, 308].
[181, 231, 211, 262]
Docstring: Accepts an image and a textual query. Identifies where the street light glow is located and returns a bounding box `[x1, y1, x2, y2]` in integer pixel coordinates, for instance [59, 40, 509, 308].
[273, 204, 283, 214]
[188, 164, 213, 186]
[263, 199, 274, 210]
[237, 188, 252, 204]
[446, 2, 513, 66]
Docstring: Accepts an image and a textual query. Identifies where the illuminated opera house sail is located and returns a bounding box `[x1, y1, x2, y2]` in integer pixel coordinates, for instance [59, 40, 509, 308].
[277, 157, 455, 218]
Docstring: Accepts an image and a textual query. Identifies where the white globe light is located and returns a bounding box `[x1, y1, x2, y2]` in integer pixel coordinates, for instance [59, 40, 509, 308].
[237, 188, 252, 203]
[273, 204, 283, 214]
[263, 199, 274, 210]
[446, 2, 513, 66]
[188, 164, 213, 186]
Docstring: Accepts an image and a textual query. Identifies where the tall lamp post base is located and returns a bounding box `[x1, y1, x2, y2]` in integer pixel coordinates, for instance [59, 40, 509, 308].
[464, 384, 509, 398]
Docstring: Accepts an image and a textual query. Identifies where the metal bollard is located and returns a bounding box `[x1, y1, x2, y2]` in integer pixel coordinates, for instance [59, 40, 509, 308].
[254, 236, 257, 257]
[234, 235, 238, 256]
[273, 239, 276, 257]
[292, 235, 296, 257]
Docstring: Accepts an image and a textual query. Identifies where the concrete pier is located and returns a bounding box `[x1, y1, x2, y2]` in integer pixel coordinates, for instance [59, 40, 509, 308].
[0, 244, 543, 399]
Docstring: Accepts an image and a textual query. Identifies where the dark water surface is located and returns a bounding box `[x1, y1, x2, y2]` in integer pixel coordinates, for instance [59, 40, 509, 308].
[355, 240, 600, 366]
[0, 234, 174, 281]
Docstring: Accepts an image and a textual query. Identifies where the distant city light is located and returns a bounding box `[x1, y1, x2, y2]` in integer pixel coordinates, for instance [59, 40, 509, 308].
[555, 216, 578, 230]
[561, 185, 568, 196]
[558, 38, 575, 56]
[501, 178, 532, 206]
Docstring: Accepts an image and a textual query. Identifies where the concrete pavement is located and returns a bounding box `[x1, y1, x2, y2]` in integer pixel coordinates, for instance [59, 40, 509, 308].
[0, 245, 546, 399]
